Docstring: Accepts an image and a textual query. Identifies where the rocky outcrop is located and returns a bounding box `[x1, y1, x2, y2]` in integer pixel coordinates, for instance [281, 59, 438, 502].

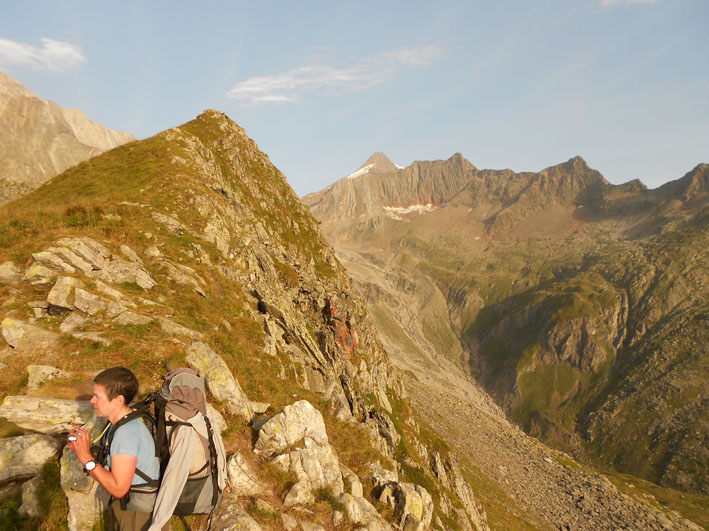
[60, 444, 110, 531]
[0, 434, 61, 482]
[185, 341, 253, 421]
[27, 364, 68, 390]
[0, 396, 95, 434]
[226, 453, 262, 496]
[254, 400, 328, 459]
[1, 317, 59, 352]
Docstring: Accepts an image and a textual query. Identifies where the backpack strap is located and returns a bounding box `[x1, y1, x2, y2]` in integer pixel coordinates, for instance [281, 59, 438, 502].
[204, 416, 220, 506]
[102, 396, 160, 511]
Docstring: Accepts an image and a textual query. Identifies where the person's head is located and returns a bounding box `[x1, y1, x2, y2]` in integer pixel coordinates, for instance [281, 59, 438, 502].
[91, 367, 138, 416]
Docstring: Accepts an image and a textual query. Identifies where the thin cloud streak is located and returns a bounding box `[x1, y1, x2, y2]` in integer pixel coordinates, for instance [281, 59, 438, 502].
[0, 38, 86, 72]
[226, 45, 442, 105]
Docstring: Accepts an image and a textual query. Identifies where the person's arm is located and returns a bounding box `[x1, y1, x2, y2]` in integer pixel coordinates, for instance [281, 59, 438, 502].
[68, 427, 136, 497]
[148, 426, 195, 531]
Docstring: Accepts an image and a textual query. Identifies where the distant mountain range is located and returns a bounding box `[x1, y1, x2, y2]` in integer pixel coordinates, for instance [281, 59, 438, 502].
[304, 152, 708, 495]
[0, 71, 133, 205]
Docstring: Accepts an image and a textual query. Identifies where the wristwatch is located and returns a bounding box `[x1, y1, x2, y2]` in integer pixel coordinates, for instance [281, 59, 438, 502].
[83, 460, 97, 474]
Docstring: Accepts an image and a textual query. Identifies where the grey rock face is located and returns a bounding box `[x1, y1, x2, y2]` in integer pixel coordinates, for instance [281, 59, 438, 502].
[19, 475, 42, 518]
[226, 452, 262, 496]
[158, 317, 203, 339]
[27, 364, 67, 390]
[254, 400, 328, 459]
[0, 396, 95, 434]
[185, 341, 253, 421]
[340, 463, 364, 497]
[338, 493, 391, 530]
[285, 440, 344, 499]
[1, 317, 59, 352]
[151, 212, 186, 234]
[379, 482, 433, 529]
[73, 288, 107, 315]
[60, 445, 110, 531]
[210, 496, 263, 530]
[0, 434, 61, 482]
[114, 310, 153, 326]
[42, 270, 83, 303]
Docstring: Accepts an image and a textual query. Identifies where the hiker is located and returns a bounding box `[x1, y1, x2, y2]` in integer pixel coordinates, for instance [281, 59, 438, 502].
[68, 367, 168, 531]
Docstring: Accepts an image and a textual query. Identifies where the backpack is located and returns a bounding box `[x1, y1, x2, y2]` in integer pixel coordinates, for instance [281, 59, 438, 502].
[153, 368, 227, 516]
[93, 368, 227, 517]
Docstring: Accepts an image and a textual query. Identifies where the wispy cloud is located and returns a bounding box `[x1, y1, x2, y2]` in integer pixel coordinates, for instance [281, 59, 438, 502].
[0, 38, 86, 72]
[601, 0, 659, 6]
[226, 45, 442, 105]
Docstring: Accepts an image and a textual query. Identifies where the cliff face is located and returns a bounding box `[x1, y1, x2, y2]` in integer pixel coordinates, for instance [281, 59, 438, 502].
[0, 71, 134, 205]
[306, 153, 709, 497]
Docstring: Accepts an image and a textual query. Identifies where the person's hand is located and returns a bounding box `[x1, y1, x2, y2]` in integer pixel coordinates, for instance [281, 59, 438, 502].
[67, 425, 93, 465]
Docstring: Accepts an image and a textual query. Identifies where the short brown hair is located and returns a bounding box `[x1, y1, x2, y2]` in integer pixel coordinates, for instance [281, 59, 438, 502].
[94, 367, 139, 404]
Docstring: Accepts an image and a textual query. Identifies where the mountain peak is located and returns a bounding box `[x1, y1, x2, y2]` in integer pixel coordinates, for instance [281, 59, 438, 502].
[346, 152, 400, 179]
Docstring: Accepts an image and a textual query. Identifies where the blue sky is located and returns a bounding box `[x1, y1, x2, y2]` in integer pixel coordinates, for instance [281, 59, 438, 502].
[1, 1, 707, 195]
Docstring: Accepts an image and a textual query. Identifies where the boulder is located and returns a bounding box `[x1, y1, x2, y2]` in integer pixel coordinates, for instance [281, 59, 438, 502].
[368, 462, 398, 488]
[206, 403, 227, 433]
[283, 481, 314, 507]
[281, 513, 298, 530]
[144, 245, 162, 260]
[23, 262, 58, 284]
[250, 401, 270, 414]
[0, 396, 95, 434]
[340, 464, 364, 497]
[30, 250, 76, 274]
[286, 440, 344, 497]
[47, 246, 94, 274]
[364, 410, 400, 458]
[120, 245, 144, 265]
[185, 342, 253, 421]
[209, 496, 262, 531]
[158, 317, 203, 339]
[46, 276, 80, 312]
[160, 260, 207, 297]
[27, 364, 67, 390]
[0, 261, 21, 284]
[19, 475, 42, 518]
[226, 452, 262, 496]
[60, 313, 87, 333]
[151, 212, 186, 234]
[114, 311, 153, 326]
[0, 434, 61, 482]
[88, 257, 157, 289]
[1, 317, 59, 352]
[254, 400, 328, 459]
[380, 483, 433, 529]
[60, 444, 110, 531]
[338, 493, 391, 530]
[54, 238, 110, 269]
[73, 288, 107, 316]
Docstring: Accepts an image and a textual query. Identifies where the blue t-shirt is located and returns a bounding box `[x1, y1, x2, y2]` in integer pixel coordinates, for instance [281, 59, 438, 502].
[106, 418, 160, 486]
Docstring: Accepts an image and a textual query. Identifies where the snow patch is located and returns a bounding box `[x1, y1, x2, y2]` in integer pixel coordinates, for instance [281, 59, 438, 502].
[346, 163, 375, 179]
[384, 203, 437, 220]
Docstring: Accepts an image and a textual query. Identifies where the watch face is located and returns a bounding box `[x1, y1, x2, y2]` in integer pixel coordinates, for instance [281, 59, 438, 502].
[85, 460, 96, 471]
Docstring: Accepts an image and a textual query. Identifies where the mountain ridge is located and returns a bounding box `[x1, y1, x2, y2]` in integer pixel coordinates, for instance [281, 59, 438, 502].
[306, 152, 709, 499]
